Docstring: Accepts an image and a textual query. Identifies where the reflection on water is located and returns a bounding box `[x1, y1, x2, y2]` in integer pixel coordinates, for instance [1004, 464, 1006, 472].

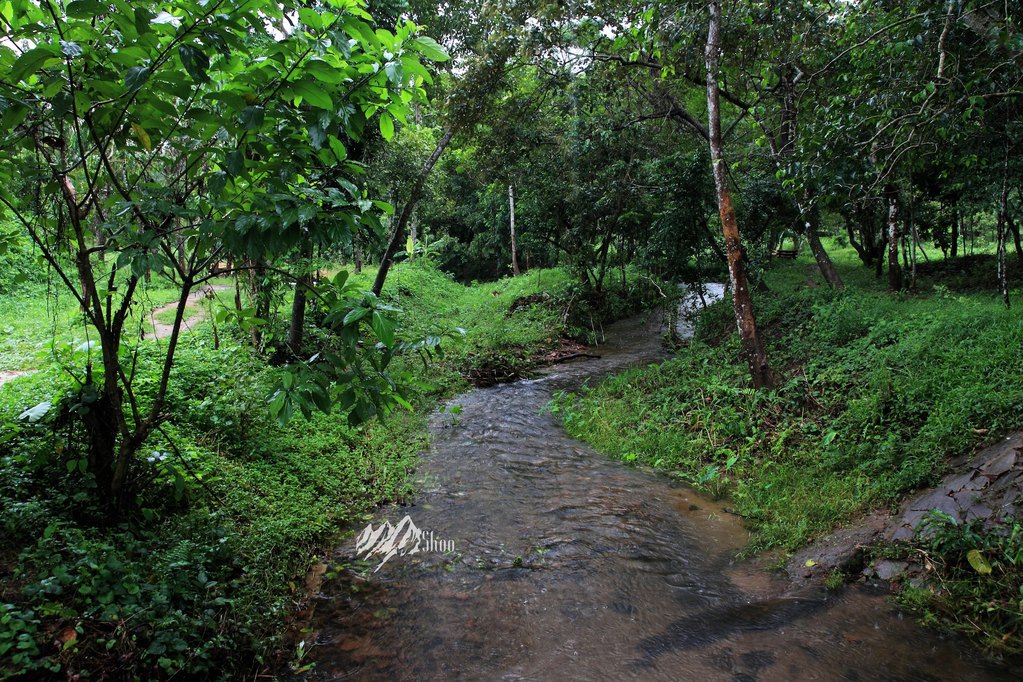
[295, 304, 1016, 681]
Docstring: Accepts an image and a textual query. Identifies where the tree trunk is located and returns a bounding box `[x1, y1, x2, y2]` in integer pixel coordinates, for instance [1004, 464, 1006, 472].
[288, 241, 313, 354]
[509, 184, 520, 276]
[1008, 213, 1022, 259]
[805, 228, 844, 290]
[706, 0, 770, 388]
[950, 210, 959, 258]
[372, 128, 454, 296]
[997, 152, 1011, 308]
[798, 198, 842, 289]
[885, 188, 902, 291]
[701, 217, 728, 264]
[846, 220, 872, 266]
[248, 259, 268, 348]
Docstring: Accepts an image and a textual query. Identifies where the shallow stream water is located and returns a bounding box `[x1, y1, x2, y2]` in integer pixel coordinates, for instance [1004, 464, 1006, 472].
[296, 305, 1015, 681]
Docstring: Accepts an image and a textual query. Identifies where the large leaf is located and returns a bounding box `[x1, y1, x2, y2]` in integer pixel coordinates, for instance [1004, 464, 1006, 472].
[290, 79, 335, 111]
[124, 65, 151, 92]
[966, 549, 992, 575]
[411, 36, 449, 62]
[379, 111, 394, 141]
[10, 46, 59, 82]
[178, 44, 210, 83]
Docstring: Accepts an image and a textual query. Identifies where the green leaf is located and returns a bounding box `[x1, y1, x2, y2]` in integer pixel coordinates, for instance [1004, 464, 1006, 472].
[178, 44, 210, 83]
[66, 0, 103, 18]
[411, 36, 449, 62]
[379, 112, 394, 141]
[328, 135, 347, 162]
[384, 61, 403, 85]
[124, 66, 151, 92]
[967, 549, 992, 575]
[130, 122, 151, 151]
[224, 150, 245, 176]
[291, 80, 334, 110]
[10, 46, 60, 82]
[371, 310, 395, 347]
[304, 59, 344, 85]
[344, 307, 370, 325]
[1, 101, 29, 130]
[298, 7, 323, 31]
[239, 105, 264, 131]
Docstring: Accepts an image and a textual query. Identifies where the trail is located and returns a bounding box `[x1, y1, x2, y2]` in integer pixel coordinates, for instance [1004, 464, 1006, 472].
[146, 284, 230, 340]
[294, 307, 1016, 681]
[0, 285, 231, 388]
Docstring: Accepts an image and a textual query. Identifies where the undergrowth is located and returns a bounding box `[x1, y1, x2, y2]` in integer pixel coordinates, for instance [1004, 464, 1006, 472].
[0, 260, 658, 678]
[554, 244, 1023, 554]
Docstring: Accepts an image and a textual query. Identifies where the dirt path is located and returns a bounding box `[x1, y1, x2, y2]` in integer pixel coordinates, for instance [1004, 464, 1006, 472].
[0, 369, 35, 387]
[147, 284, 231, 340]
[1, 285, 232, 389]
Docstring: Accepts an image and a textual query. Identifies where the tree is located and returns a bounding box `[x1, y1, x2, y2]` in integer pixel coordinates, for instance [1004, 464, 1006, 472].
[0, 0, 443, 510]
[705, 0, 770, 388]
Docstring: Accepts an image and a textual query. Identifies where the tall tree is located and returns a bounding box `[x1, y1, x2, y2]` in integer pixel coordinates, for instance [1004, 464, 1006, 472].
[706, 0, 770, 388]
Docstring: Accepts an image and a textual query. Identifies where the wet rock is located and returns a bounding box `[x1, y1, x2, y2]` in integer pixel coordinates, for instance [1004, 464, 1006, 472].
[873, 560, 908, 581]
[964, 502, 994, 522]
[980, 449, 1017, 478]
[786, 518, 883, 583]
[794, 432, 1023, 590]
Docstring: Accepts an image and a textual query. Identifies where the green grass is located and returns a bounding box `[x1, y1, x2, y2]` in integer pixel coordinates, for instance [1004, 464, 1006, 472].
[0, 259, 657, 679]
[555, 239, 1023, 553]
[0, 279, 190, 372]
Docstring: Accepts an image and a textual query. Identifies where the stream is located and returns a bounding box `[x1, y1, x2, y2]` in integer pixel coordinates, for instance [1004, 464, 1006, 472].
[295, 302, 1015, 681]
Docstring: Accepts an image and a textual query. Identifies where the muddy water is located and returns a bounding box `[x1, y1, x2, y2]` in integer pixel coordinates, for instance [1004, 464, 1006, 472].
[297, 309, 1014, 681]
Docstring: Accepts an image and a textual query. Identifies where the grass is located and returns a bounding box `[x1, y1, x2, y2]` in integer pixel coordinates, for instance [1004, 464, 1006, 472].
[555, 239, 1023, 553]
[0, 258, 657, 679]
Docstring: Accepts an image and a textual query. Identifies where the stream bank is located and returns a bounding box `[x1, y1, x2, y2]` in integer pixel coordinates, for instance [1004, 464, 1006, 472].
[291, 309, 1016, 680]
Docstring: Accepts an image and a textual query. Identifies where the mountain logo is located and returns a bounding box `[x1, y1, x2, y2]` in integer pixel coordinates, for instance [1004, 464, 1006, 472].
[355, 515, 455, 572]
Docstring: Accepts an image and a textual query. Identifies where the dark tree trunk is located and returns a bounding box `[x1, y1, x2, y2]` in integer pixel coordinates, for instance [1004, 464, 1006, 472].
[701, 217, 728, 264]
[706, 0, 770, 388]
[805, 229, 844, 290]
[288, 241, 314, 354]
[798, 200, 842, 289]
[248, 259, 269, 348]
[846, 220, 872, 266]
[950, 210, 959, 258]
[1008, 213, 1022, 260]
[372, 128, 455, 296]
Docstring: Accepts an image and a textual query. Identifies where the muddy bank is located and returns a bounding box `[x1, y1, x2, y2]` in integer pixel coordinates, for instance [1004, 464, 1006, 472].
[788, 432, 1023, 588]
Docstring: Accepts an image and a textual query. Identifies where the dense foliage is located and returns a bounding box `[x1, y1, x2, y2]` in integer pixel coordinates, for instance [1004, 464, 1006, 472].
[2, 0, 1023, 676]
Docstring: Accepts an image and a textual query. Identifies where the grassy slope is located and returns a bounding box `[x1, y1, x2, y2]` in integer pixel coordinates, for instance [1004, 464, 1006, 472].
[556, 241, 1023, 552]
[0, 262, 646, 678]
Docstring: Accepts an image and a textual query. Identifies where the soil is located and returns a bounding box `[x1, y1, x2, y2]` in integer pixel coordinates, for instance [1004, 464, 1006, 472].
[0, 369, 35, 387]
[787, 431, 1023, 586]
[146, 284, 230, 340]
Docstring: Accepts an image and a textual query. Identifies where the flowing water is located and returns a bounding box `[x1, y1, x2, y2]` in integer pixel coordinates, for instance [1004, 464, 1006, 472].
[295, 304, 1016, 681]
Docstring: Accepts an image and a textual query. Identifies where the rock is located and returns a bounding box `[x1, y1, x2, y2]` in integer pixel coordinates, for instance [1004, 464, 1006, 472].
[964, 502, 993, 522]
[980, 449, 1018, 478]
[873, 560, 908, 581]
[943, 471, 979, 492]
